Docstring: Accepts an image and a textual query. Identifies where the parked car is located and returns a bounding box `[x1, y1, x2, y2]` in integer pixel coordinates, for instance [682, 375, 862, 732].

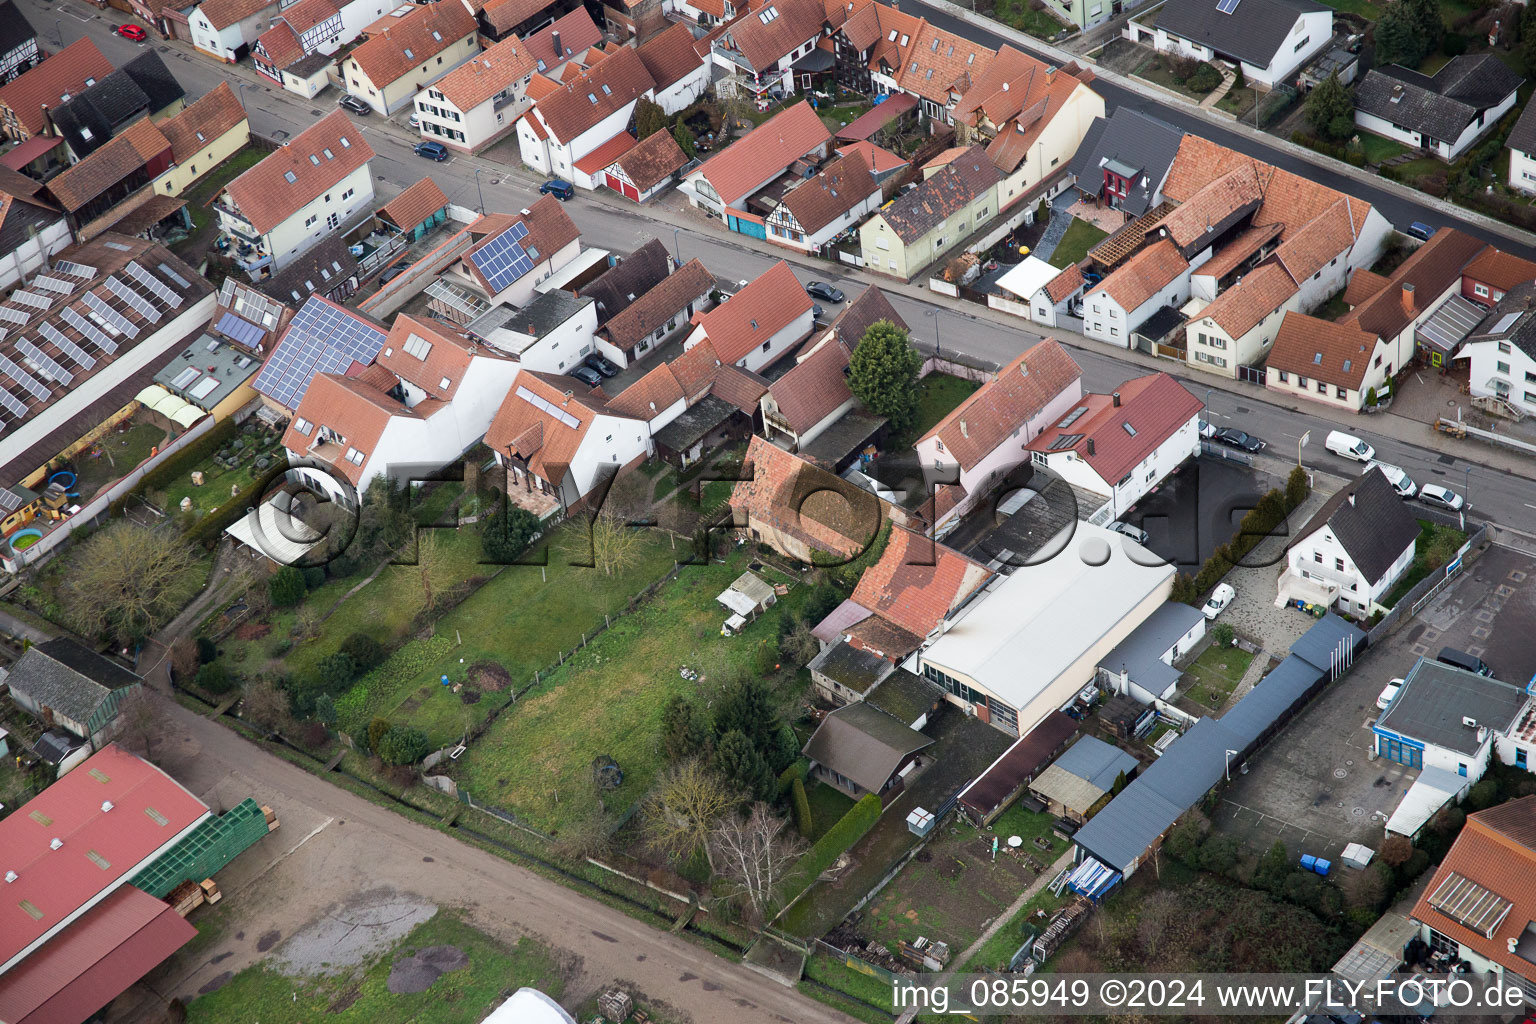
[338, 94, 371, 116]
[1214, 427, 1265, 453]
[1198, 418, 1217, 440]
[1407, 221, 1435, 242]
[539, 179, 575, 200]
[408, 115, 421, 130]
[1201, 583, 1235, 620]
[413, 141, 448, 161]
[806, 281, 844, 303]
[1376, 677, 1404, 710]
[1324, 429, 1375, 463]
[1364, 460, 1416, 498]
[1418, 483, 1465, 511]
[1437, 646, 1492, 677]
[569, 364, 603, 386]
[584, 353, 620, 378]
[1107, 521, 1149, 545]
[378, 262, 412, 284]
[116, 23, 148, 40]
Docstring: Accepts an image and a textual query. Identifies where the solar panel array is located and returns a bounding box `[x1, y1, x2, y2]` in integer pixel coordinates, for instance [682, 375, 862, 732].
[215, 311, 265, 349]
[0, 307, 29, 326]
[40, 322, 97, 369]
[62, 308, 118, 354]
[17, 339, 73, 385]
[55, 260, 96, 279]
[106, 276, 162, 324]
[1215, 0, 1240, 11]
[252, 296, 387, 409]
[83, 293, 139, 339]
[515, 385, 580, 429]
[158, 262, 191, 289]
[0, 353, 50, 402]
[12, 290, 51, 310]
[469, 221, 534, 294]
[126, 261, 183, 308]
[0, 489, 21, 513]
[103, 240, 133, 252]
[0, 387, 28, 420]
[33, 275, 76, 295]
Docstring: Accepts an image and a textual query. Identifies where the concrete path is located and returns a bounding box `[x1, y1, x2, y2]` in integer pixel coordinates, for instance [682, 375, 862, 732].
[1030, 192, 1081, 265]
[1200, 67, 1235, 110]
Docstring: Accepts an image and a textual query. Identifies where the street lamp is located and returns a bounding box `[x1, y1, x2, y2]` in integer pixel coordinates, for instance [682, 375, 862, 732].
[1463, 465, 1472, 508]
[1225, 749, 1239, 782]
[472, 167, 486, 215]
[235, 82, 256, 114]
[55, 18, 63, 48]
[672, 226, 683, 267]
[925, 307, 942, 358]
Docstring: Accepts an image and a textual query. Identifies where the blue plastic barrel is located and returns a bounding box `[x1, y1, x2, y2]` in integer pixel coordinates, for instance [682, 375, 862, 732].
[1313, 858, 1331, 876]
[1300, 854, 1317, 872]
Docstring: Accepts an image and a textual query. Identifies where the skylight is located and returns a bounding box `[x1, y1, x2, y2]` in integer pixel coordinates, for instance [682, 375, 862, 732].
[340, 136, 351, 147]
[309, 154, 320, 165]
[284, 171, 297, 183]
[1122, 422, 1137, 437]
[404, 48, 415, 59]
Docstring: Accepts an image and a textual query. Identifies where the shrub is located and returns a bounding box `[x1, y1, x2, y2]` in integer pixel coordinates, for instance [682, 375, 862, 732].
[1467, 778, 1499, 810]
[782, 794, 881, 898]
[367, 716, 392, 754]
[196, 662, 235, 695]
[481, 504, 541, 564]
[1169, 54, 1200, 81]
[777, 758, 809, 799]
[268, 566, 306, 608]
[1286, 466, 1310, 512]
[1187, 63, 1222, 93]
[313, 692, 338, 727]
[302, 566, 326, 590]
[791, 776, 813, 838]
[378, 725, 430, 765]
[196, 636, 218, 664]
[300, 720, 329, 749]
[317, 652, 358, 691]
[339, 633, 386, 672]
[1211, 622, 1236, 647]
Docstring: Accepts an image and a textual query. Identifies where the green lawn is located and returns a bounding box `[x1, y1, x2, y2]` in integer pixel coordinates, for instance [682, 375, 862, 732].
[175, 146, 267, 251]
[1358, 132, 1409, 165]
[453, 548, 804, 833]
[186, 912, 562, 1024]
[991, 0, 1068, 38]
[902, 372, 981, 444]
[1216, 86, 1258, 120]
[156, 430, 287, 518]
[1181, 643, 1255, 710]
[74, 422, 168, 500]
[989, 801, 1071, 860]
[1319, 0, 1381, 18]
[961, 887, 1069, 972]
[1049, 218, 1109, 270]
[1381, 521, 1468, 609]
[1314, 289, 1350, 321]
[1133, 55, 1218, 100]
[805, 780, 856, 842]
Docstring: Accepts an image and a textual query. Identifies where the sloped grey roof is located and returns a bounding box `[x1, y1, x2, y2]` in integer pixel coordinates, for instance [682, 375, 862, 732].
[582, 239, 672, 326]
[1153, 0, 1327, 69]
[864, 669, 941, 726]
[1292, 468, 1421, 584]
[1288, 611, 1367, 673]
[10, 638, 142, 731]
[1053, 734, 1138, 790]
[807, 640, 894, 696]
[802, 701, 933, 794]
[0, 1, 38, 58]
[1355, 56, 1524, 144]
[1507, 97, 1536, 157]
[1377, 658, 1526, 755]
[1068, 108, 1184, 217]
[51, 52, 185, 159]
[1098, 601, 1204, 696]
[1468, 280, 1536, 362]
[879, 146, 1000, 243]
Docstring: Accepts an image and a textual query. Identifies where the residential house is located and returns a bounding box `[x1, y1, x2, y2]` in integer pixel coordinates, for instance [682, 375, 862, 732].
[252, 0, 397, 95]
[524, 8, 606, 81]
[729, 434, 885, 564]
[636, 22, 711, 114]
[416, 32, 539, 153]
[188, 0, 280, 62]
[254, 233, 361, 307]
[252, 20, 336, 97]
[485, 369, 652, 513]
[146, 326, 263, 423]
[343, 1, 480, 115]
[858, 144, 1001, 280]
[837, 138, 908, 185]
[605, 0, 668, 44]
[602, 126, 687, 202]
[1506, 98, 1536, 196]
[478, 0, 585, 43]
[1355, 56, 1523, 163]
[808, 640, 897, 706]
[951, 48, 1105, 211]
[516, 46, 654, 189]
[0, 165, 71, 289]
[1028, 735, 1138, 823]
[1081, 237, 1188, 347]
[1406, 797, 1536, 1001]
[0, 2, 40, 84]
[990, 257, 1084, 327]
[824, 282, 909, 350]
[1097, 601, 1207, 703]
[917, 521, 1175, 737]
[448, 197, 582, 306]
[914, 337, 1083, 529]
[216, 110, 376, 276]
[252, 294, 388, 414]
[668, 0, 737, 26]
[6, 639, 143, 747]
[1268, 227, 1486, 409]
[759, 334, 856, 450]
[1185, 261, 1299, 377]
[708, 0, 826, 100]
[1373, 657, 1528, 779]
[766, 150, 880, 253]
[50, 52, 186, 162]
[877, 20, 994, 127]
[42, 117, 175, 241]
[802, 701, 933, 801]
[583, 237, 673, 326]
[282, 314, 520, 503]
[826, 0, 913, 95]
[1460, 248, 1536, 308]
[1461, 282, 1536, 417]
[595, 257, 714, 365]
[153, 81, 250, 198]
[1067, 107, 1184, 219]
[613, 336, 768, 465]
[0, 37, 113, 145]
[1130, 0, 1331, 88]
[680, 101, 830, 220]
[682, 258, 814, 373]
[465, 289, 598, 373]
[1280, 466, 1420, 615]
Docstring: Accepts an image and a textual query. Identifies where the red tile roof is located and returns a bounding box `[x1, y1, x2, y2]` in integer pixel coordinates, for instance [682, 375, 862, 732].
[767, 338, 853, 434]
[730, 434, 885, 560]
[710, 362, 770, 411]
[526, 7, 603, 70]
[256, 20, 306, 71]
[0, 38, 114, 137]
[781, 150, 877, 236]
[527, 46, 653, 146]
[1266, 312, 1378, 390]
[460, 195, 578, 293]
[1272, 197, 1366, 284]
[1025, 372, 1201, 484]
[690, 101, 830, 205]
[377, 175, 448, 231]
[836, 139, 908, 177]
[1196, 260, 1296, 339]
[1044, 264, 1083, 304]
[636, 21, 704, 91]
[0, 745, 208, 972]
[158, 82, 247, 165]
[222, 110, 374, 235]
[1342, 268, 1390, 307]
[278, 0, 340, 33]
[1157, 165, 1264, 252]
[1341, 227, 1487, 341]
[836, 91, 916, 142]
[1461, 248, 1536, 292]
[601, 258, 715, 352]
[485, 370, 628, 483]
[347, 1, 476, 90]
[574, 131, 637, 175]
[1411, 796, 1536, 978]
[895, 21, 993, 105]
[198, 0, 276, 30]
[719, 0, 826, 70]
[1093, 237, 1188, 311]
[611, 128, 687, 192]
[374, 313, 491, 400]
[0, 886, 196, 1024]
[483, 0, 553, 35]
[45, 117, 171, 213]
[282, 371, 411, 485]
[435, 35, 538, 112]
[689, 259, 813, 365]
[850, 524, 991, 638]
[918, 337, 1080, 472]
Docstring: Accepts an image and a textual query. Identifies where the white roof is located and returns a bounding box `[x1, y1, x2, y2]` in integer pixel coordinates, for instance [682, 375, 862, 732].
[224, 497, 322, 565]
[482, 989, 577, 1024]
[995, 256, 1063, 302]
[1385, 766, 1469, 838]
[920, 522, 1174, 710]
[536, 247, 611, 294]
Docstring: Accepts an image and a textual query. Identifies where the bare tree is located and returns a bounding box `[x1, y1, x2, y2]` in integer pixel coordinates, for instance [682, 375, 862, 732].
[589, 509, 644, 577]
[709, 803, 806, 925]
[112, 687, 165, 763]
[643, 759, 738, 872]
[781, 619, 821, 667]
[414, 530, 448, 614]
[553, 803, 612, 860]
[63, 523, 203, 645]
[169, 637, 199, 684]
[241, 678, 291, 734]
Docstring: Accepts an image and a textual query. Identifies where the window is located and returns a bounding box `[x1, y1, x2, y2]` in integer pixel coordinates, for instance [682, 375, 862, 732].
[1335, 558, 1345, 571]
[326, 212, 339, 229]
[342, 187, 354, 201]
[1316, 381, 1326, 393]
[1298, 375, 1308, 387]
[1458, 762, 1468, 777]
[345, 448, 365, 466]
[1313, 552, 1323, 563]
[1500, 341, 1512, 353]
[1499, 361, 1511, 373]
[1293, 35, 1309, 51]
[304, 214, 317, 227]
[1518, 748, 1528, 769]
[1476, 284, 1490, 297]
[439, 376, 451, 390]
[1110, 328, 1118, 336]
[1278, 371, 1288, 382]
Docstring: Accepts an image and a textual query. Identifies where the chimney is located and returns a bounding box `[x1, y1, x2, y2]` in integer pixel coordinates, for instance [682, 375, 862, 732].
[1112, 391, 1121, 407]
[528, 323, 537, 335]
[552, 29, 562, 55]
[1018, 361, 1028, 377]
[1086, 438, 1096, 456]
[1401, 282, 1415, 314]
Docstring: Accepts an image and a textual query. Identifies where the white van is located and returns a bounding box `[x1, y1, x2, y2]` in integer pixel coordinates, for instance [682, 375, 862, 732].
[1325, 430, 1375, 462]
[1364, 460, 1416, 498]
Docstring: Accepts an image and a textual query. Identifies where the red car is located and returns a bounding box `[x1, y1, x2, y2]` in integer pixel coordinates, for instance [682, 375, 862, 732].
[116, 24, 148, 40]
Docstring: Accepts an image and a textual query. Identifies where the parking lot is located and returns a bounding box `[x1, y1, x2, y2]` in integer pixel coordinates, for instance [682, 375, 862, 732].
[1214, 543, 1536, 859]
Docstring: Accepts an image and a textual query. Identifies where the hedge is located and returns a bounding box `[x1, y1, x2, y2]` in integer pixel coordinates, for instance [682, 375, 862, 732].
[1173, 485, 1297, 605]
[791, 777, 813, 838]
[1289, 131, 1366, 168]
[777, 758, 809, 799]
[781, 793, 881, 900]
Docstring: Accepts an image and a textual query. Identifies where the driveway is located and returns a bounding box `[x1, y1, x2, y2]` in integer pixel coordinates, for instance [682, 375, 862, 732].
[1122, 457, 1276, 575]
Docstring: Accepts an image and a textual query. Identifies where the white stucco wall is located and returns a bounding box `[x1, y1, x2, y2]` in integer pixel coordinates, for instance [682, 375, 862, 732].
[1463, 340, 1536, 416]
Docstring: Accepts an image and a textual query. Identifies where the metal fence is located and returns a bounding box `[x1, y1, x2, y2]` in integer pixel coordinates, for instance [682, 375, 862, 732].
[1199, 440, 1255, 467]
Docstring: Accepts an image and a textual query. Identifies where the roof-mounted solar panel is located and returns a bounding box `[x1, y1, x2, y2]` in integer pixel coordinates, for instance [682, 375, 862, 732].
[17, 339, 73, 385]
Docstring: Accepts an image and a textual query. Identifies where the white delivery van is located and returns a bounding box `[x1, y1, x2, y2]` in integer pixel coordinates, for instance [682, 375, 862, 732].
[1325, 430, 1375, 462]
[1364, 460, 1416, 498]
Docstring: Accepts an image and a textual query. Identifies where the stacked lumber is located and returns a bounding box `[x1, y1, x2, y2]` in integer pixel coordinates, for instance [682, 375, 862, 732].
[200, 878, 222, 904]
[167, 880, 204, 917]
[261, 805, 280, 832]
